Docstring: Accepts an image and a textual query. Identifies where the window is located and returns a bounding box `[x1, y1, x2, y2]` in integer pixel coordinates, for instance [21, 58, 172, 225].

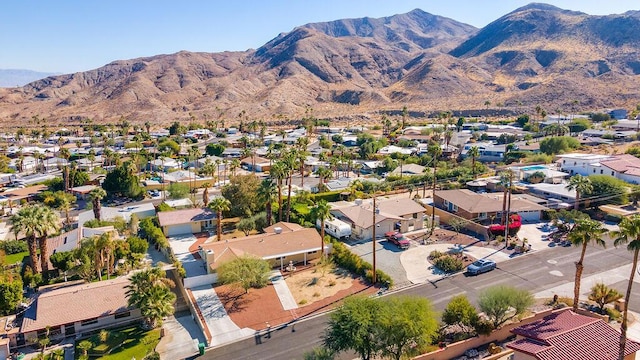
[611, 171, 614, 176]
[413, 213, 418, 219]
[452, 204, 458, 212]
[114, 311, 130, 319]
[443, 200, 449, 207]
[81, 318, 98, 326]
[479, 213, 487, 219]
[600, 169, 603, 174]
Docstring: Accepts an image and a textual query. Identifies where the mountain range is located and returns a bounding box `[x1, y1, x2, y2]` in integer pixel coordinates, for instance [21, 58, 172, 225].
[0, 69, 59, 88]
[1, 3, 640, 126]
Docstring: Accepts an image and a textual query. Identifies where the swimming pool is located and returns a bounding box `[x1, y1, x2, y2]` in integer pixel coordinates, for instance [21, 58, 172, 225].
[520, 165, 546, 171]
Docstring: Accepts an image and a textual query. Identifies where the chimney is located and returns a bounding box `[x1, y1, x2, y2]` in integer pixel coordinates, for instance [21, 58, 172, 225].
[274, 227, 282, 234]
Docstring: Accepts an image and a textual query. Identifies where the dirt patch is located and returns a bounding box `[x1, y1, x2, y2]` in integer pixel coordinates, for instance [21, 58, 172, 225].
[285, 267, 353, 306]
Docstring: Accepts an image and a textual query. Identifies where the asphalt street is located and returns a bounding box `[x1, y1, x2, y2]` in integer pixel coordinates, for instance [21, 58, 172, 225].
[202, 244, 637, 360]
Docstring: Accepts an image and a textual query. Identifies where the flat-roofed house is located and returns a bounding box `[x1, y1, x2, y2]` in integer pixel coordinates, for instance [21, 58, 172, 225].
[20, 278, 141, 345]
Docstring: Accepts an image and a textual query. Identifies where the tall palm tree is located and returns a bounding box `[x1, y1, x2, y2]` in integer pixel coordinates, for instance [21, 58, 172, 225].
[314, 166, 333, 193]
[468, 146, 480, 179]
[296, 137, 310, 188]
[311, 200, 332, 257]
[257, 179, 277, 226]
[283, 150, 297, 222]
[270, 161, 288, 222]
[35, 206, 61, 278]
[208, 197, 231, 242]
[566, 174, 593, 210]
[11, 205, 44, 273]
[611, 215, 640, 360]
[202, 182, 211, 207]
[89, 187, 107, 222]
[567, 218, 606, 311]
[499, 170, 515, 226]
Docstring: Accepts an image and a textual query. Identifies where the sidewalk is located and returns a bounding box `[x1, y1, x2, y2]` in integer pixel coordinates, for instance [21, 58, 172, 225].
[270, 271, 298, 310]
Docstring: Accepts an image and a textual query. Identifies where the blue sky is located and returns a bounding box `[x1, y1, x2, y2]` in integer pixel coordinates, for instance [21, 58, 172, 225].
[0, 0, 636, 73]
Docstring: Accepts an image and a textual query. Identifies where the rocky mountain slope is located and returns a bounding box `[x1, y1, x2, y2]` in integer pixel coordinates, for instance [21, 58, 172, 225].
[1, 4, 640, 126]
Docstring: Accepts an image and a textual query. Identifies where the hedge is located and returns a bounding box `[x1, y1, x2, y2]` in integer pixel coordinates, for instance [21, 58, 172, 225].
[327, 238, 394, 288]
[309, 191, 342, 202]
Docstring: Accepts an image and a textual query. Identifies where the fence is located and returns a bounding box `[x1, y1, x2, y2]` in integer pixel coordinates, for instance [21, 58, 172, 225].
[171, 268, 212, 346]
[413, 308, 555, 360]
[184, 273, 218, 289]
[424, 206, 489, 240]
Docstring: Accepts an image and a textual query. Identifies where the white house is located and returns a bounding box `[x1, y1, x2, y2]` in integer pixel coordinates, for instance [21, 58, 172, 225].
[148, 157, 182, 172]
[558, 153, 640, 184]
[158, 208, 216, 236]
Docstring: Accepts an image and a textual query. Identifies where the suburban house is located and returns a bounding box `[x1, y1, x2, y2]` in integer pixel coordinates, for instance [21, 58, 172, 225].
[558, 153, 640, 184]
[75, 156, 103, 172]
[461, 143, 509, 162]
[19, 278, 142, 346]
[330, 198, 425, 240]
[158, 208, 216, 236]
[199, 222, 324, 272]
[148, 157, 182, 172]
[434, 189, 548, 223]
[77, 202, 156, 226]
[507, 309, 640, 360]
[69, 184, 97, 200]
[391, 163, 426, 176]
[524, 182, 576, 208]
[240, 155, 271, 172]
[511, 165, 569, 184]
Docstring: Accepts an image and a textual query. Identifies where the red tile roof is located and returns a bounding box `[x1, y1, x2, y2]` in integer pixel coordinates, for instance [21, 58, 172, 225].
[508, 310, 640, 360]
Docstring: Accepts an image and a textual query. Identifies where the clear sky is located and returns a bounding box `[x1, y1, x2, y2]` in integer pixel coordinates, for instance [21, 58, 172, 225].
[1, 0, 637, 74]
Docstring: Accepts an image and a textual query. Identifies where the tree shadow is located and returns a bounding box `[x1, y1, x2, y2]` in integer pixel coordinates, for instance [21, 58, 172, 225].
[217, 287, 251, 314]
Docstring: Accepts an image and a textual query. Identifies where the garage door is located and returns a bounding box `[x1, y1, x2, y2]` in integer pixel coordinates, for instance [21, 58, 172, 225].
[518, 211, 540, 222]
[167, 223, 193, 237]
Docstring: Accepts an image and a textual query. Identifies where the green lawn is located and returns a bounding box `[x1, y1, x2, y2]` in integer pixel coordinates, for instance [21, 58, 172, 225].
[292, 203, 310, 215]
[77, 326, 160, 360]
[5, 251, 28, 265]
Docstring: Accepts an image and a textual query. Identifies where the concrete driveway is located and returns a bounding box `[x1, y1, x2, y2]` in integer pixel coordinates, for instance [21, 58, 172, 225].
[168, 234, 207, 277]
[349, 239, 410, 287]
[157, 312, 206, 360]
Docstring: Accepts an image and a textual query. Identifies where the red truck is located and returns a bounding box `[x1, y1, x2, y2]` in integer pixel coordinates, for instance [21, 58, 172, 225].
[385, 231, 410, 250]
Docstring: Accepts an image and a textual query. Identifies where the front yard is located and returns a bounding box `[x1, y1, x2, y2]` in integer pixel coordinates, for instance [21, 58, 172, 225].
[75, 326, 160, 360]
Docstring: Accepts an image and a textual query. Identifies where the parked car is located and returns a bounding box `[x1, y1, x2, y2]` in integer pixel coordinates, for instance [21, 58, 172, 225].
[385, 231, 410, 250]
[466, 259, 496, 275]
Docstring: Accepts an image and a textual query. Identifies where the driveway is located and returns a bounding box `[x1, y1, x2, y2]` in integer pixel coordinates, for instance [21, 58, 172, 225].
[349, 239, 410, 287]
[168, 234, 207, 277]
[157, 312, 207, 360]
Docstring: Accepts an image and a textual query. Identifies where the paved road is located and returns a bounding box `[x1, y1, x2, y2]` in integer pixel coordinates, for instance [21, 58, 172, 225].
[202, 244, 637, 360]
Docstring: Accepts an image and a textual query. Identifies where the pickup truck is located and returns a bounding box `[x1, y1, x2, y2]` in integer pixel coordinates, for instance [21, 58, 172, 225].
[385, 231, 410, 250]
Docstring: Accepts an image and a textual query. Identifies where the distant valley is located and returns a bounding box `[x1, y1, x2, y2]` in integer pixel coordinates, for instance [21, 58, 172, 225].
[0, 69, 59, 88]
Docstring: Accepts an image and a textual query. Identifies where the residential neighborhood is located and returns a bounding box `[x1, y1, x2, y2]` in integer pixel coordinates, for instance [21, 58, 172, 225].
[0, 107, 640, 360]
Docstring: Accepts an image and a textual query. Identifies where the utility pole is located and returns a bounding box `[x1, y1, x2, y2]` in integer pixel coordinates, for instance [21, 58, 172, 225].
[372, 195, 377, 284]
[503, 172, 513, 246]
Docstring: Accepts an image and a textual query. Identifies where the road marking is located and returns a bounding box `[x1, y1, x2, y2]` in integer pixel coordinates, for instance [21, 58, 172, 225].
[549, 270, 563, 277]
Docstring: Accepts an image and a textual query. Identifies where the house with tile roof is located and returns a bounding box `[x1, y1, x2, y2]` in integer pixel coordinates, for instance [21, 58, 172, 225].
[157, 208, 216, 236]
[507, 309, 640, 360]
[19, 277, 141, 345]
[434, 189, 548, 223]
[240, 155, 271, 172]
[198, 222, 323, 272]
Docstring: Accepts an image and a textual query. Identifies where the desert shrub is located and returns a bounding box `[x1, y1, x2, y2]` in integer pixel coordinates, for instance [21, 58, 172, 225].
[605, 307, 622, 322]
[474, 319, 494, 335]
[429, 250, 445, 260]
[328, 238, 393, 287]
[433, 255, 464, 273]
[0, 240, 27, 254]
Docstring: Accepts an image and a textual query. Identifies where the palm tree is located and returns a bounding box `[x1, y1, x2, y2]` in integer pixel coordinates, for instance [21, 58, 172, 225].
[35, 206, 61, 278]
[468, 146, 480, 179]
[566, 174, 593, 210]
[270, 161, 288, 222]
[611, 215, 640, 360]
[499, 170, 515, 226]
[296, 137, 310, 188]
[208, 197, 231, 242]
[283, 150, 297, 222]
[11, 205, 44, 273]
[567, 218, 606, 311]
[257, 179, 277, 226]
[311, 200, 332, 257]
[202, 182, 211, 207]
[314, 166, 333, 193]
[126, 267, 176, 328]
[89, 187, 107, 221]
